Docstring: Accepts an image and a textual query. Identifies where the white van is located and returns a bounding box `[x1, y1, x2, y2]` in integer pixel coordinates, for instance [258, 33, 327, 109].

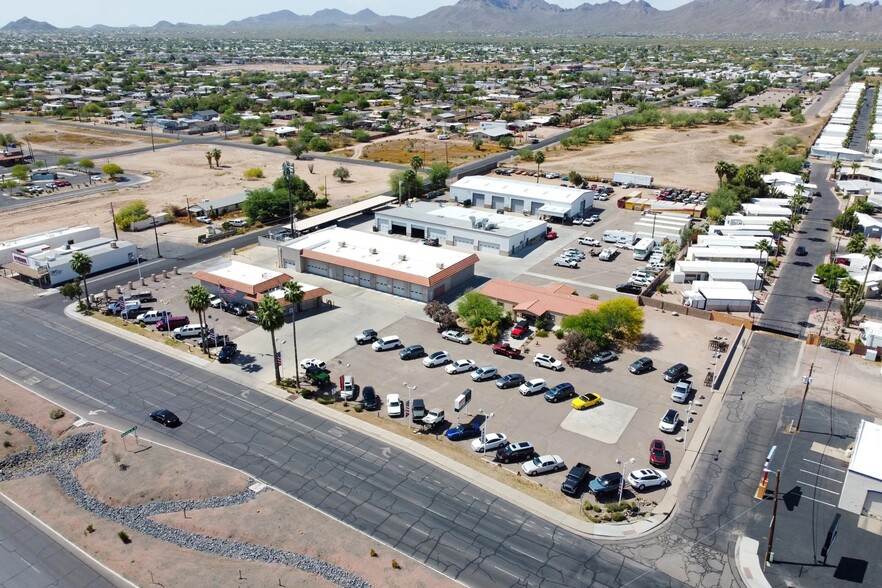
[173, 324, 206, 340]
[372, 335, 403, 351]
[633, 238, 656, 260]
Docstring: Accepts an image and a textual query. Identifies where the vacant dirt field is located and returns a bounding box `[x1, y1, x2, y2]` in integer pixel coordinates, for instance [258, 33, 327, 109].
[0, 378, 453, 587]
[0, 120, 172, 157]
[361, 135, 507, 166]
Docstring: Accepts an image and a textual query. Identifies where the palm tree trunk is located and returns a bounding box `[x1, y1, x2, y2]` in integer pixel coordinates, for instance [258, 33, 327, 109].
[81, 278, 91, 309]
[270, 332, 281, 384]
[291, 312, 300, 386]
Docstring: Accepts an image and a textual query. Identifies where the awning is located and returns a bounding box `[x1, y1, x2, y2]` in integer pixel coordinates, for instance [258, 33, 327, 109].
[2, 262, 46, 279]
[538, 204, 570, 217]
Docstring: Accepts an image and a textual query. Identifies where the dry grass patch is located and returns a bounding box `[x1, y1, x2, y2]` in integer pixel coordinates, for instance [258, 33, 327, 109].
[361, 137, 507, 166]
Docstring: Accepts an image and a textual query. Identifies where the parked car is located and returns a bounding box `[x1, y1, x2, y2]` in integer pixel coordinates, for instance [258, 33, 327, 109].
[423, 350, 451, 367]
[496, 373, 526, 389]
[421, 409, 445, 426]
[659, 409, 679, 433]
[399, 344, 426, 360]
[223, 302, 248, 316]
[649, 439, 669, 468]
[571, 393, 602, 410]
[522, 455, 565, 476]
[811, 273, 822, 284]
[492, 343, 522, 358]
[511, 320, 529, 338]
[55, 179, 71, 187]
[795, 245, 807, 256]
[445, 359, 477, 374]
[544, 383, 576, 403]
[300, 358, 327, 371]
[354, 328, 378, 345]
[616, 282, 643, 294]
[196, 215, 212, 224]
[553, 257, 579, 268]
[628, 469, 669, 491]
[217, 342, 238, 363]
[411, 399, 427, 422]
[590, 350, 618, 365]
[386, 394, 403, 417]
[588, 472, 623, 496]
[545, 231, 558, 240]
[445, 423, 482, 441]
[519, 378, 547, 396]
[534, 354, 564, 371]
[663, 363, 689, 382]
[495, 441, 537, 463]
[471, 432, 508, 452]
[671, 380, 694, 404]
[156, 315, 189, 331]
[441, 330, 471, 344]
[227, 218, 248, 227]
[421, 237, 440, 247]
[304, 366, 330, 385]
[629, 357, 654, 374]
[438, 134, 450, 140]
[560, 462, 591, 496]
[471, 366, 499, 382]
[208, 295, 223, 308]
[362, 386, 380, 411]
[149, 408, 181, 427]
[579, 237, 601, 246]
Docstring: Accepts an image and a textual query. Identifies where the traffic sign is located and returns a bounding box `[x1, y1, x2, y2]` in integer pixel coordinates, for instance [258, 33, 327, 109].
[121, 426, 138, 438]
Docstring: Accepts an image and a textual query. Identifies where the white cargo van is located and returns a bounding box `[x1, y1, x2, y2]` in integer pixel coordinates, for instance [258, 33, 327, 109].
[633, 238, 656, 260]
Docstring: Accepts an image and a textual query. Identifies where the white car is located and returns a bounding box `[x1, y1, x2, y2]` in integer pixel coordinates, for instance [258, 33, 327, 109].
[588, 214, 601, 223]
[438, 134, 450, 140]
[300, 358, 327, 371]
[572, 217, 584, 225]
[471, 366, 499, 382]
[590, 350, 619, 365]
[208, 295, 223, 308]
[470, 433, 508, 453]
[534, 354, 564, 371]
[423, 350, 451, 367]
[553, 257, 579, 268]
[386, 394, 403, 417]
[442, 330, 471, 345]
[519, 378, 547, 396]
[227, 219, 248, 227]
[579, 237, 600, 246]
[659, 409, 679, 433]
[521, 454, 565, 476]
[628, 468, 670, 491]
[445, 359, 477, 374]
[195, 215, 212, 224]
[595, 194, 609, 201]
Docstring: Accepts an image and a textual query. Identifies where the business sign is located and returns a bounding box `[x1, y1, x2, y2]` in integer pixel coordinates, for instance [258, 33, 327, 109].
[12, 253, 29, 266]
[454, 388, 472, 412]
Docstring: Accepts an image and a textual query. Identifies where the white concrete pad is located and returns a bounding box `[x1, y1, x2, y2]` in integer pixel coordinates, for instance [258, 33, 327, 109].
[560, 399, 637, 444]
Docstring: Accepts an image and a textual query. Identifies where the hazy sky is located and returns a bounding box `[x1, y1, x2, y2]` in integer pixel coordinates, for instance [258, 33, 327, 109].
[8, 0, 867, 28]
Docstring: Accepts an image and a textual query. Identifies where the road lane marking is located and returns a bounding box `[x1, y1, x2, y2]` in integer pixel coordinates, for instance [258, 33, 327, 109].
[799, 494, 838, 508]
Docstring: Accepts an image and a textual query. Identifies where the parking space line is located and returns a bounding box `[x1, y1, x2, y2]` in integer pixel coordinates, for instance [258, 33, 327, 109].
[802, 458, 845, 472]
[799, 494, 838, 508]
[798, 469, 843, 483]
[796, 480, 841, 496]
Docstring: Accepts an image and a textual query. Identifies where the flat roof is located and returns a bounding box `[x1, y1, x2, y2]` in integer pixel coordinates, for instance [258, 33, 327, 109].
[29, 237, 135, 263]
[376, 202, 545, 237]
[850, 420, 882, 481]
[288, 227, 478, 286]
[675, 260, 761, 277]
[193, 260, 291, 296]
[1, 226, 97, 250]
[451, 176, 593, 206]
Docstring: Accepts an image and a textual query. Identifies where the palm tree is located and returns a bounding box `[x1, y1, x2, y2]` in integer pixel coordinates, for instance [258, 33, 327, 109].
[755, 239, 773, 279]
[769, 220, 791, 259]
[211, 148, 222, 168]
[410, 155, 423, 175]
[832, 158, 842, 180]
[282, 280, 304, 386]
[205, 151, 213, 168]
[70, 252, 93, 309]
[850, 161, 861, 179]
[714, 160, 728, 187]
[256, 295, 285, 384]
[534, 151, 545, 183]
[861, 243, 882, 299]
[184, 285, 211, 354]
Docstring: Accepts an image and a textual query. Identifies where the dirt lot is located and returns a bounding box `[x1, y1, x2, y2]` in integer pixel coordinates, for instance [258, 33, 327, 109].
[361, 135, 507, 167]
[0, 119, 173, 158]
[0, 377, 453, 587]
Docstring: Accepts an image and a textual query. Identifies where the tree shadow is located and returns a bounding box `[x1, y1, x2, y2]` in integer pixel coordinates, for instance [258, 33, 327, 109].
[634, 333, 662, 353]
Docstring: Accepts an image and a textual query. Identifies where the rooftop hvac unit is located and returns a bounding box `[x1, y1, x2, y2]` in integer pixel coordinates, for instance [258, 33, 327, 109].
[399, 254, 407, 261]
[469, 215, 477, 228]
[436, 262, 445, 269]
[338, 241, 346, 247]
[369, 248, 378, 254]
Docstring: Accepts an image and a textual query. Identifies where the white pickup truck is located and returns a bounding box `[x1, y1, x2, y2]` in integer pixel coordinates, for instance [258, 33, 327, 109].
[598, 248, 617, 261]
[135, 309, 171, 324]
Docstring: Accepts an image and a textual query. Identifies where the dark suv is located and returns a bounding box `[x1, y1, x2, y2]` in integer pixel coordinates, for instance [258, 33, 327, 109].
[629, 357, 654, 374]
[411, 398, 427, 423]
[544, 383, 576, 403]
[362, 386, 380, 411]
[663, 363, 689, 382]
[589, 472, 624, 496]
[495, 441, 537, 464]
[399, 345, 426, 360]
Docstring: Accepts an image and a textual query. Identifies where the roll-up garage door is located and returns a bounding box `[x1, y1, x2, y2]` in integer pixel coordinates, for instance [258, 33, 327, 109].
[411, 226, 426, 239]
[359, 274, 372, 287]
[342, 269, 358, 284]
[409, 286, 425, 301]
[477, 241, 500, 252]
[473, 193, 485, 207]
[530, 201, 543, 215]
[510, 198, 524, 212]
[392, 281, 407, 296]
[427, 228, 446, 239]
[375, 277, 390, 292]
[306, 261, 329, 276]
[453, 236, 474, 248]
[491, 195, 505, 210]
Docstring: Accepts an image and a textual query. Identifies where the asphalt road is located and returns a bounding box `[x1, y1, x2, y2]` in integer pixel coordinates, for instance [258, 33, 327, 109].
[0, 299, 685, 588]
[0, 494, 122, 588]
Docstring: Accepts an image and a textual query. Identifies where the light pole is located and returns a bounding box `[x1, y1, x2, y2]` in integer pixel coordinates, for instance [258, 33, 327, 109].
[282, 162, 295, 235]
[403, 382, 417, 428]
[615, 457, 635, 503]
[683, 400, 693, 448]
[151, 217, 162, 258]
[478, 409, 494, 445]
[135, 247, 143, 282]
[398, 179, 403, 206]
[109, 202, 119, 240]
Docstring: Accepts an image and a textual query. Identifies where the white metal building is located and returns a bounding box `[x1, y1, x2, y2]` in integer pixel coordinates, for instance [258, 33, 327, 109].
[449, 176, 594, 221]
[613, 172, 654, 187]
[707, 225, 774, 238]
[7, 237, 137, 286]
[278, 227, 479, 302]
[682, 281, 753, 312]
[839, 420, 882, 518]
[632, 213, 692, 244]
[671, 260, 762, 289]
[373, 202, 547, 255]
[696, 234, 777, 253]
[0, 226, 100, 265]
[685, 246, 769, 265]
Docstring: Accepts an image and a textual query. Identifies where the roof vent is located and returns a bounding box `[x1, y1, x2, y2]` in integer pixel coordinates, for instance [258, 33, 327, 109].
[369, 248, 377, 254]
[399, 254, 407, 261]
[338, 241, 346, 247]
[436, 262, 445, 269]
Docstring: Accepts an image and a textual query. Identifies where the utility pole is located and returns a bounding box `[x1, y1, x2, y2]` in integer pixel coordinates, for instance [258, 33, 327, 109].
[152, 217, 162, 258]
[795, 363, 815, 432]
[765, 469, 781, 566]
[109, 202, 119, 240]
[282, 162, 295, 234]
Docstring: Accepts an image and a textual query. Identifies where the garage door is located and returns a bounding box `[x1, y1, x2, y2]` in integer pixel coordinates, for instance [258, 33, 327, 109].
[453, 236, 474, 248]
[392, 281, 407, 296]
[510, 198, 524, 212]
[864, 491, 882, 520]
[491, 195, 505, 210]
[389, 223, 407, 235]
[359, 274, 372, 288]
[473, 193, 485, 207]
[427, 228, 446, 239]
[376, 277, 390, 293]
[342, 269, 358, 284]
[409, 286, 425, 301]
[530, 202, 543, 215]
[478, 240, 500, 252]
[306, 261, 329, 276]
[411, 226, 426, 239]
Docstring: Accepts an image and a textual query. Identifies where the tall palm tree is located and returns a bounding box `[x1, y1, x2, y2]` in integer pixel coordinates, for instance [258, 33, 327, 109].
[184, 285, 211, 354]
[211, 148, 222, 168]
[861, 243, 882, 299]
[850, 161, 861, 179]
[769, 220, 791, 259]
[410, 155, 423, 175]
[205, 151, 213, 168]
[714, 160, 728, 187]
[832, 158, 842, 180]
[282, 280, 304, 386]
[755, 239, 773, 279]
[256, 295, 285, 384]
[70, 252, 93, 309]
[534, 151, 545, 183]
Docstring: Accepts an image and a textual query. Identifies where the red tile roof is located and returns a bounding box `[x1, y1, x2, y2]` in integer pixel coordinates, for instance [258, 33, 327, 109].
[479, 279, 601, 317]
[193, 269, 290, 296]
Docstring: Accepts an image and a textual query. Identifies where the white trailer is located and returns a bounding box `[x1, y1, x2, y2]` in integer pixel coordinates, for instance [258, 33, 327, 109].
[603, 230, 637, 245]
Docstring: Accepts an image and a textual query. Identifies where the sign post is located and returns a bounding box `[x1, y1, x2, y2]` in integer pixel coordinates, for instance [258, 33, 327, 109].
[121, 425, 138, 450]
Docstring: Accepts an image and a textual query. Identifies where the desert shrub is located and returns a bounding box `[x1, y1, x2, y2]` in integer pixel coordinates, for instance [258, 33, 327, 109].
[266, 136, 279, 147]
[117, 531, 131, 544]
[243, 167, 264, 180]
[728, 134, 745, 144]
[657, 283, 669, 294]
[49, 408, 65, 420]
[820, 337, 850, 352]
[535, 329, 549, 338]
[113, 200, 149, 231]
[250, 135, 265, 145]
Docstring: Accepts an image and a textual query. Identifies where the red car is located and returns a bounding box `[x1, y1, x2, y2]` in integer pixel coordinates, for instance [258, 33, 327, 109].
[545, 231, 558, 240]
[511, 320, 529, 338]
[649, 439, 668, 468]
[835, 258, 850, 266]
[55, 179, 71, 187]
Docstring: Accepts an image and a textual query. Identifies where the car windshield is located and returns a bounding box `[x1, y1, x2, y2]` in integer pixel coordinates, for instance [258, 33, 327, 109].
[531, 457, 542, 466]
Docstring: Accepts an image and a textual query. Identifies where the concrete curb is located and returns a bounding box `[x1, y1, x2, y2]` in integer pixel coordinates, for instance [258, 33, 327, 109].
[735, 536, 773, 588]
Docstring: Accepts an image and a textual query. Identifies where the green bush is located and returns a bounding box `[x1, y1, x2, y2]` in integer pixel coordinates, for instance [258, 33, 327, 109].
[314, 198, 329, 209]
[610, 511, 628, 522]
[266, 136, 279, 147]
[250, 135, 265, 145]
[117, 530, 131, 544]
[353, 405, 363, 413]
[535, 329, 549, 338]
[657, 283, 669, 294]
[554, 330, 564, 339]
[49, 408, 65, 420]
[820, 337, 850, 352]
[113, 200, 149, 231]
[243, 167, 264, 180]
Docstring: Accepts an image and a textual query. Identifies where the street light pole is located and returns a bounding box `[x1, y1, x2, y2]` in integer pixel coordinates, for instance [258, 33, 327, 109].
[109, 202, 119, 240]
[152, 217, 162, 258]
[398, 179, 403, 206]
[282, 162, 295, 235]
[765, 469, 781, 566]
[615, 457, 635, 503]
[683, 400, 693, 448]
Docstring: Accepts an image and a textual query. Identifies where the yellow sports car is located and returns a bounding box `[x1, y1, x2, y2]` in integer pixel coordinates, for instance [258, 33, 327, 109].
[571, 393, 602, 410]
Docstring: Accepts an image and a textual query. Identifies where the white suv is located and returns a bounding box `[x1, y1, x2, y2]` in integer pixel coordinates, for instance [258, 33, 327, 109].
[519, 378, 547, 396]
[533, 354, 564, 371]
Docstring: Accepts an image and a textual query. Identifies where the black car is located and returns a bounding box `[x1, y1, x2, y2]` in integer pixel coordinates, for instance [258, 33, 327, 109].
[795, 245, 807, 256]
[399, 344, 426, 360]
[217, 342, 238, 363]
[662, 363, 689, 382]
[495, 373, 526, 390]
[629, 357, 654, 374]
[495, 441, 537, 464]
[615, 282, 643, 295]
[223, 302, 248, 316]
[544, 382, 576, 403]
[150, 409, 181, 427]
[362, 386, 380, 411]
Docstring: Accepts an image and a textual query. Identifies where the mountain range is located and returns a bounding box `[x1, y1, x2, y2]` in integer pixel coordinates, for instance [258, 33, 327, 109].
[4, 0, 882, 35]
